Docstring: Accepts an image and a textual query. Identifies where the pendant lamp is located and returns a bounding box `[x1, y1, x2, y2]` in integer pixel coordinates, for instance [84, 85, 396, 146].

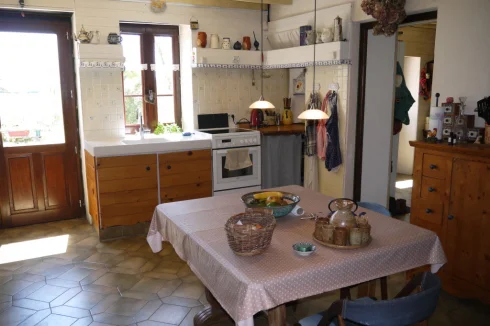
[297, 0, 329, 120]
[249, 0, 275, 110]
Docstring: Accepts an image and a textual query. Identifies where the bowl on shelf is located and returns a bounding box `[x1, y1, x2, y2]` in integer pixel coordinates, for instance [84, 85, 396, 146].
[241, 191, 300, 218]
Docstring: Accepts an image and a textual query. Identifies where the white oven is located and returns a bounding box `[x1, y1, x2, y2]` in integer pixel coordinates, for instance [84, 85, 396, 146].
[212, 146, 261, 193]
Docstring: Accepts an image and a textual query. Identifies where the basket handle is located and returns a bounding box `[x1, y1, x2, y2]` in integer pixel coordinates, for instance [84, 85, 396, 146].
[328, 198, 358, 213]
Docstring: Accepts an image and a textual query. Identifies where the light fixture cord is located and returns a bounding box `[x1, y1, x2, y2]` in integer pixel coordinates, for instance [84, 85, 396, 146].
[312, 0, 317, 99]
[261, 0, 264, 99]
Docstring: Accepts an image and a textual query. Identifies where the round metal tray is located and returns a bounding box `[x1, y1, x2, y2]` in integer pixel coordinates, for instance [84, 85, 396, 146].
[312, 234, 372, 250]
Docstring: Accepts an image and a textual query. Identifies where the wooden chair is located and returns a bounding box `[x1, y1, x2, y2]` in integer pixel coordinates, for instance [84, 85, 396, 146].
[298, 272, 441, 326]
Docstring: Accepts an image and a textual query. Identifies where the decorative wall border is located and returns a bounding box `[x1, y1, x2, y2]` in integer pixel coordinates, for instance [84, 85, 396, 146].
[192, 59, 351, 70]
[80, 61, 125, 69]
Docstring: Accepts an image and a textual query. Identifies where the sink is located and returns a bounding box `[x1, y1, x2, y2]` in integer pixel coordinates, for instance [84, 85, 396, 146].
[122, 137, 169, 145]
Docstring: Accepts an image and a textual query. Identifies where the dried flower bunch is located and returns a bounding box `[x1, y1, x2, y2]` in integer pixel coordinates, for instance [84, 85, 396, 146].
[361, 0, 407, 36]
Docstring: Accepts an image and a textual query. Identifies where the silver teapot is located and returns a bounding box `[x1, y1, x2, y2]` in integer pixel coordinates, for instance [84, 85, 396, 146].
[74, 25, 93, 44]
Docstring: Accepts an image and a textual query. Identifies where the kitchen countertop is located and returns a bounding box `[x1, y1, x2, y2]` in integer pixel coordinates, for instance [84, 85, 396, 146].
[84, 131, 212, 157]
[237, 123, 305, 135]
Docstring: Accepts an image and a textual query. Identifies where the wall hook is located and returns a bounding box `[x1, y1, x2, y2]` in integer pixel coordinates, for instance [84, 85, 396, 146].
[19, 0, 25, 17]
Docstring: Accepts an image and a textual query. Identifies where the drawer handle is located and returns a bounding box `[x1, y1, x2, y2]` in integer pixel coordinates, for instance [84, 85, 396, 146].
[429, 164, 437, 170]
[428, 187, 435, 192]
[167, 165, 172, 170]
[426, 208, 432, 214]
[196, 183, 200, 187]
[188, 151, 193, 156]
[448, 215, 455, 220]
[146, 166, 151, 171]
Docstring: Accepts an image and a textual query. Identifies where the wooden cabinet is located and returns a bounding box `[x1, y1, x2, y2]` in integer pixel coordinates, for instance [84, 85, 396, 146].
[410, 141, 490, 304]
[159, 149, 212, 203]
[85, 149, 212, 235]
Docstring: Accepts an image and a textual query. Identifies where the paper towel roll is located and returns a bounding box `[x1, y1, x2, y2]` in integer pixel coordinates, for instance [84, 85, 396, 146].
[429, 106, 445, 139]
[291, 205, 304, 216]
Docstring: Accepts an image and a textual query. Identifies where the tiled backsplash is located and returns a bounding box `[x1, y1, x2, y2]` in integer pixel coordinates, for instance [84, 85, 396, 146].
[79, 69, 125, 140]
[192, 68, 289, 122]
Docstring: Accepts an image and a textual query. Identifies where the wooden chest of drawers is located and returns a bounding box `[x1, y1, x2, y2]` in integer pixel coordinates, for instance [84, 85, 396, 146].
[410, 141, 490, 304]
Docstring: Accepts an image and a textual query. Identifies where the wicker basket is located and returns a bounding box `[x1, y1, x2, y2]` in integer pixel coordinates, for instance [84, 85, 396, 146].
[225, 208, 276, 256]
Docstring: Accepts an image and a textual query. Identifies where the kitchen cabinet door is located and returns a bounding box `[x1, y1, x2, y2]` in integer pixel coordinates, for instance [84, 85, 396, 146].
[448, 159, 490, 290]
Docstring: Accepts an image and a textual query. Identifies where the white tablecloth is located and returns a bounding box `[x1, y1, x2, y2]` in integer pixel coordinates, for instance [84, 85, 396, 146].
[147, 185, 446, 325]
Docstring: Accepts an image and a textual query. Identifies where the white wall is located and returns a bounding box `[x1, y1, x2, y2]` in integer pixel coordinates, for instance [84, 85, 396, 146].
[397, 56, 420, 175]
[431, 0, 489, 127]
[360, 31, 396, 207]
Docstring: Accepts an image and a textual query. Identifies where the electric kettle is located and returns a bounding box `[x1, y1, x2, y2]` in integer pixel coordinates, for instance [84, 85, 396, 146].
[250, 109, 264, 127]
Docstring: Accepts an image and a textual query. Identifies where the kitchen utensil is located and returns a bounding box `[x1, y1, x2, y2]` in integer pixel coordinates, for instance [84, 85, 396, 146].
[282, 108, 293, 125]
[253, 31, 260, 50]
[292, 242, 316, 256]
[74, 25, 93, 44]
[241, 191, 301, 218]
[197, 32, 207, 48]
[107, 33, 122, 44]
[210, 34, 220, 49]
[328, 198, 358, 230]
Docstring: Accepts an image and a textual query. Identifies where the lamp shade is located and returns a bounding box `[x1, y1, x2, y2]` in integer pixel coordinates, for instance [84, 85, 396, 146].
[249, 98, 275, 109]
[298, 109, 329, 120]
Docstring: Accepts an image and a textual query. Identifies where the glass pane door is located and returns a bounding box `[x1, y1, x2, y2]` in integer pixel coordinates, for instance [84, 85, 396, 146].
[154, 36, 175, 124]
[122, 34, 144, 126]
[0, 32, 65, 147]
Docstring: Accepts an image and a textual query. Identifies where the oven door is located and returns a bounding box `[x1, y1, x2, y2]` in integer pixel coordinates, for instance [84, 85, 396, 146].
[213, 146, 261, 191]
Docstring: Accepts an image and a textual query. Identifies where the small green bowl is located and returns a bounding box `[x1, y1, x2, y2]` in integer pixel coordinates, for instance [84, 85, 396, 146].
[241, 191, 300, 218]
[292, 242, 316, 256]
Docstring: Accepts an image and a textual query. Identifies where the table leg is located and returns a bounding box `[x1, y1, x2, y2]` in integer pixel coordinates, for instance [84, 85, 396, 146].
[267, 304, 286, 326]
[194, 288, 234, 326]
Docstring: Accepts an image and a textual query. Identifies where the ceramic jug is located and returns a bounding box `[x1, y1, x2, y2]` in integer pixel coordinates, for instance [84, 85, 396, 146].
[197, 32, 207, 48]
[321, 28, 333, 43]
[210, 34, 220, 49]
[222, 37, 231, 50]
[328, 198, 358, 230]
[242, 36, 251, 51]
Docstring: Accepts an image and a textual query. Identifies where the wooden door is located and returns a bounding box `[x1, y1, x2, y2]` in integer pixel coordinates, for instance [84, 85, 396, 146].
[0, 11, 83, 227]
[447, 159, 490, 290]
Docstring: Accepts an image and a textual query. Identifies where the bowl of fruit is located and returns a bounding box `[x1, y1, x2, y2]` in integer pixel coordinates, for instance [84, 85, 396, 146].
[241, 191, 300, 218]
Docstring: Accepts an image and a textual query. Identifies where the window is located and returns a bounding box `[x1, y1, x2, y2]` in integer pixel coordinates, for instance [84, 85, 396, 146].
[121, 24, 181, 132]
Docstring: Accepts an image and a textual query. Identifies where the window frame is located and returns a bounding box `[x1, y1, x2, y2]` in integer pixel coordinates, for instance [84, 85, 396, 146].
[120, 23, 181, 133]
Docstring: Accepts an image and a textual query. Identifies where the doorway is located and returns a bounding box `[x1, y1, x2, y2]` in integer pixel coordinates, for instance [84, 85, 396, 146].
[353, 11, 437, 213]
[0, 11, 84, 228]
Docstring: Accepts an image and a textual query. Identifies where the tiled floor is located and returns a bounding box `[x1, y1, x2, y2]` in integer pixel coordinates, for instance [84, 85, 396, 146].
[0, 218, 489, 326]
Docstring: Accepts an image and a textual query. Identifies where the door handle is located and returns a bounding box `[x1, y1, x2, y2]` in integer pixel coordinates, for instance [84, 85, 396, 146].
[428, 187, 435, 192]
[448, 215, 455, 220]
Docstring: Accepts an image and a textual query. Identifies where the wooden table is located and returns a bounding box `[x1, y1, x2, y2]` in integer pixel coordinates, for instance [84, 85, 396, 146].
[147, 186, 446, 326]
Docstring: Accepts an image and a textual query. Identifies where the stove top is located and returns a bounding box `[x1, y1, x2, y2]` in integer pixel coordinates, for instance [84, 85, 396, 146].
[200, 128, 254, 135]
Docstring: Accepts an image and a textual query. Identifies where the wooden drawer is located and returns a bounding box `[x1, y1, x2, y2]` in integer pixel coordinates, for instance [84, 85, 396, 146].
[159, 149, 211, 164]
[98, 176, 158, 193]
[412, 198, 443, 225]
[97, 154, 157, 169]
[161, 181, 212, 203]
[99, 188, 158, 206]
[98, 164, 157, 181]
[101, 211, 154, 228]
[100, 199, 157, 218]
[420, 177, 444, 201]
[160, 159, 211, 176]
[422, 154, 447, 179]
[160, 169, 212, 187]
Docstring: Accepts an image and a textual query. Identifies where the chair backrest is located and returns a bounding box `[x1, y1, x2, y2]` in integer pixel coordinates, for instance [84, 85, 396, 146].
[342, 272, 441, 326]
[357, 202, 391, 217]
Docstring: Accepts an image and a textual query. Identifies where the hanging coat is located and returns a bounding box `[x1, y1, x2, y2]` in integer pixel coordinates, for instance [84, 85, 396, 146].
[325, 91, 342, 171]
